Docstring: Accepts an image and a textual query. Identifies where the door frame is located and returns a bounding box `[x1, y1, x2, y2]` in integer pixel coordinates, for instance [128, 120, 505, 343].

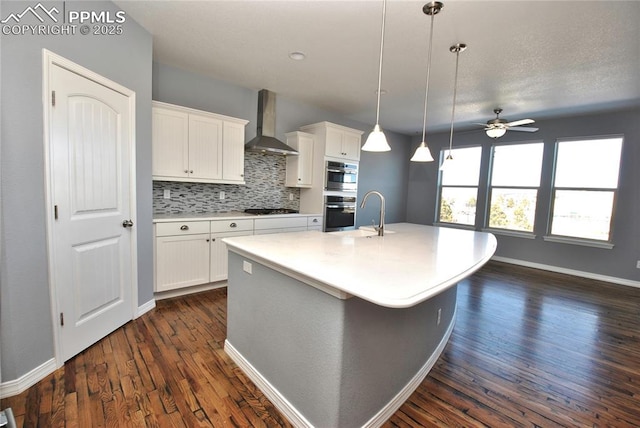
[42, 49, 138, 368]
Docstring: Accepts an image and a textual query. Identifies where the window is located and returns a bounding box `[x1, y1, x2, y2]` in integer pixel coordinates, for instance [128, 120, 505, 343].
[437, 146, 482, 226]
[549, 136, 623, 242]
[487, 143, 544, 233]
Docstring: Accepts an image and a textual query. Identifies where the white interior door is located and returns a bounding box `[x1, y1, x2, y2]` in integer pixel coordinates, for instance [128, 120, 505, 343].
[48, 60, 135, 362]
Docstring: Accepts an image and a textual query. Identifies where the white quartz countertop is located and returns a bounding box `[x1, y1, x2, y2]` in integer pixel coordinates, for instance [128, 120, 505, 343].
[154, 212, 321, 222]
[223, 223, 497, 308]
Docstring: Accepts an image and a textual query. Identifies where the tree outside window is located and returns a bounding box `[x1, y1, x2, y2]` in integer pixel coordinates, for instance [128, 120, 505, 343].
[487, 143, 544, 233]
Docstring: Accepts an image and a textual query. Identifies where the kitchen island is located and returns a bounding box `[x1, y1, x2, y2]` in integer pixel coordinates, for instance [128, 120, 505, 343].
[223, 223, 497, 427]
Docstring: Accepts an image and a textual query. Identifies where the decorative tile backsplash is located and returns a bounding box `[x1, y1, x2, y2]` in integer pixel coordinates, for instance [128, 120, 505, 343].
[153, 152, 300, 215]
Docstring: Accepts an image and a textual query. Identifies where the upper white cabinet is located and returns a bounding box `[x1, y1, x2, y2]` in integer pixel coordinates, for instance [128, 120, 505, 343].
[152, 101, 249, 184]
[285, 131, 314, 188]
[301, 122, 363, 161]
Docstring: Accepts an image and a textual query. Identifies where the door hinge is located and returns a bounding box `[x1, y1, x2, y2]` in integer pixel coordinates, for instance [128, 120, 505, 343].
[60, 312, 64, 326]
[52, 90, 56, 106]
[54, 205, 58, 220]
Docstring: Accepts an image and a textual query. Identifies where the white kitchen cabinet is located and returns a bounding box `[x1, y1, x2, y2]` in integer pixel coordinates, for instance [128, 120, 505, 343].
[155, 221, 211, 292]
[285, 131, 314, 188]
[152, 101, 248, 184]
[301, 122, 363, 162]
[307, 216, 323, 231]
[210, 230, 252, 282]
[253, 216, 309, 235]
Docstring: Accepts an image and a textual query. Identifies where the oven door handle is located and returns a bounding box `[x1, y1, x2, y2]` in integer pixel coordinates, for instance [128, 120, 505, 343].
[325, 204, 356, 209]
[327, 168, 357, 174]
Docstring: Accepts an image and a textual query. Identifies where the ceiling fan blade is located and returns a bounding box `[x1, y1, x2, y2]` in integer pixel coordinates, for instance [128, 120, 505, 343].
[473, 123, 489, 127]
[506, 119, 534, 127]
[508, 126, 539, 132]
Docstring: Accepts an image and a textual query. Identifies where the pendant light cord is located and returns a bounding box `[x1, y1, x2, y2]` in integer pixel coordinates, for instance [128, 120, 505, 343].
[420, 11, 436, 143]
[448, 47, 461, 153]
[374, 0, 387, 126]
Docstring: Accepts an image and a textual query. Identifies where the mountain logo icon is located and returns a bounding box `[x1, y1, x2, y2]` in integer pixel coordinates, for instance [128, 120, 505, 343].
[1, 3, 59, 24]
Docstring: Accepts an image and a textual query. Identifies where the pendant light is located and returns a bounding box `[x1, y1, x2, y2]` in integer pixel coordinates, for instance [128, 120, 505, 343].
[440, 43, 467, 171]
[362, 0, 391, 152]
[411, 1, 443, 162]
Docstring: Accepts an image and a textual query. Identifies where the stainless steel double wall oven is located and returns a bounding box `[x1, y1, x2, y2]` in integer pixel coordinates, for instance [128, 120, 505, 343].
[323, 161, 358, 231]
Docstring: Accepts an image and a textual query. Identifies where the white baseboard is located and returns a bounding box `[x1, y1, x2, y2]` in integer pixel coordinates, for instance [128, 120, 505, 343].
[225, 309, 457, 428]
[154, 281, 227, 301]
[491, 256, 640, 288]
[224, 340, 314, 428]
[0, 358, 56, 399]
[136, 298, 156, 318]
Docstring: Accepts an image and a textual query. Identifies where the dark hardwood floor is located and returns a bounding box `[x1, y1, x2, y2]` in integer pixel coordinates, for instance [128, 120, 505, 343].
[2, 261, 639, 427]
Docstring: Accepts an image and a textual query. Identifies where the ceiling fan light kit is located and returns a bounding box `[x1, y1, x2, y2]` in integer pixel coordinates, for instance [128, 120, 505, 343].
[411, 1, 443, 163]
[363, 0, 392, 152]
[481, 108, 539, 138]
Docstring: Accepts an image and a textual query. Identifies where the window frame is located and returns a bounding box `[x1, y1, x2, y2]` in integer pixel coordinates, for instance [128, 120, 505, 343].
[484, 141, 545, 236]
[435, 145, 482, 228]
[544, 135, 623, 248]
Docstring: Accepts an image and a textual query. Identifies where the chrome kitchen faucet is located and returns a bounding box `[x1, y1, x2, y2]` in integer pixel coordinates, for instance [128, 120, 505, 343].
[360, 190, 385, 236]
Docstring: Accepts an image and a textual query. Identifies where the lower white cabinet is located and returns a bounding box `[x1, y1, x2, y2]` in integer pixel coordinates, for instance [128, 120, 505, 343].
[155, 222, 211, 292]
[154, 214, 323, 293]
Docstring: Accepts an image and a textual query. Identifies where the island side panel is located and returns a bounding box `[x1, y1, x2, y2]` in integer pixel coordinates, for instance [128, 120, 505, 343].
[225, 252, 346, 427]
[339, 286, 457, 427]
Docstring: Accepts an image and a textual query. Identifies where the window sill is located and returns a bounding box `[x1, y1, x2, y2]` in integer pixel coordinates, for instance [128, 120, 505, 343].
[542, 235, 614, 249]
[433, 222, 476, 231]
[481, 228, 536, 239]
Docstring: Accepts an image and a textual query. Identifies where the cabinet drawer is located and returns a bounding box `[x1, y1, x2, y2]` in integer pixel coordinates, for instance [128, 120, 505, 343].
[254, 216, 308, 231]
[211, 218, 254, 233]
[156, 221, 210, 237]
[307, 216, 323, 227]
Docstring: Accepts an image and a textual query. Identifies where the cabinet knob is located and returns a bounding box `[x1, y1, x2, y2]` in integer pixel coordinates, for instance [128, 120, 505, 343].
[180, 225, 189, 231]
[189, 170, 193, 174]
[298, 178, 301, 181]
[240, 174, 244, 177]
[206, 238, 210, 242]
[184, 169, 189, 173]
[229, 222, 237, 228]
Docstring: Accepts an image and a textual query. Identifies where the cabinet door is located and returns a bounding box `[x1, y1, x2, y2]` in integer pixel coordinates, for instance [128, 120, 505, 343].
[189, 114, 223, 180]
[210, 231, 252, 282]
[222, 121, 246, 182]
[342, 131, 361, 161]
[325, 127, 345, 158]
[156, 233, 210, 292]
[152, 107, 189, 178]
[286, 133, 314, 187]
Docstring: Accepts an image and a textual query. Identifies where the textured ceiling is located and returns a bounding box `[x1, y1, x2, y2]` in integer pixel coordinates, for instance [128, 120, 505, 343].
[115, 0, 640, 135]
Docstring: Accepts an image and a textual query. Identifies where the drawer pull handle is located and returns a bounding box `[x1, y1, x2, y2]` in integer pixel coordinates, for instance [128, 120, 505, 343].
[230, 222, 237, 228]
[312, 219, 318, 223]
[180, 225, 189, 231]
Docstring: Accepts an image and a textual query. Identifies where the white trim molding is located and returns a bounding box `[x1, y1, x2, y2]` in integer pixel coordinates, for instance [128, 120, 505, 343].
[492, 256, 640, 288]
[0, 358, 56, 399]
[136, 299, 156, 318]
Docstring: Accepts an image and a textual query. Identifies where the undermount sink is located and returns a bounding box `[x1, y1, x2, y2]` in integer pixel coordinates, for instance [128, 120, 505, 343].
[332, 228, 395, 238]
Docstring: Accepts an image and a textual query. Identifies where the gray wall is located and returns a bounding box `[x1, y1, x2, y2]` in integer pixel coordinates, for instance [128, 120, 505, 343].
[406, 107, 640, 282]
[152, 62, 411, 225]
[0, 1, 153, 382]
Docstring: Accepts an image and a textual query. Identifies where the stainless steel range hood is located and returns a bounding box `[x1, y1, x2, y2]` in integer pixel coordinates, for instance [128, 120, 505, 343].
[245, 89, 298, 155]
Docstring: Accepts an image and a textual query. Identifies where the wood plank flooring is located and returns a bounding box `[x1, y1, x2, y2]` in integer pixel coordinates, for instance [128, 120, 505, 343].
[2, 261, 639, 427]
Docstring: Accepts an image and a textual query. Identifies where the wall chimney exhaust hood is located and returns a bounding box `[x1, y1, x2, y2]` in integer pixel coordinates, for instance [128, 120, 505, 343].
[245, 89, 298, 156]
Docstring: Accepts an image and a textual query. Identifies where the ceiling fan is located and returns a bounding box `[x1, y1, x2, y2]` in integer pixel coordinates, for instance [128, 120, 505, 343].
[476, 108, 539, 138]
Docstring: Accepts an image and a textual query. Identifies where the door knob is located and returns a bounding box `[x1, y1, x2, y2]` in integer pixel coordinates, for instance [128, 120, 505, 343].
[122, 219, 134, 228]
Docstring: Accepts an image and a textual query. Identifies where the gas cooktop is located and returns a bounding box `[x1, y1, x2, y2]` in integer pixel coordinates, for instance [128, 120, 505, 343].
[244, 208, 299, 215]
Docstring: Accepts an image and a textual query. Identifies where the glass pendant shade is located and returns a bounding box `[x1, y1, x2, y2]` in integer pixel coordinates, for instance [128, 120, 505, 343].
[486, 127, 507, 139]
[410, 142, 434, 162]
[363, 124, 391, 152]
